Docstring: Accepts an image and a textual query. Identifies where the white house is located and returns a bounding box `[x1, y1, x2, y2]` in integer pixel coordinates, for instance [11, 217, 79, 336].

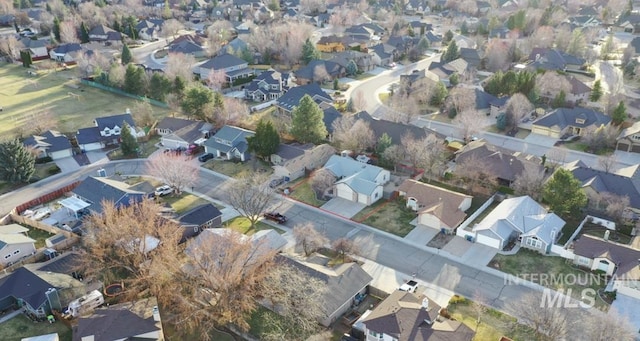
[93, 112, 145, 147]
[323, 155, 390, 206]
[470, 196, 565, 253]
[23, 130, 73, 160]
[0, 232, 36, 267]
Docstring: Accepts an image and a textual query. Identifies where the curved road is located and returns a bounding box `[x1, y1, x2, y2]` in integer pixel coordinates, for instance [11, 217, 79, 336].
[1, 159, 597, 335]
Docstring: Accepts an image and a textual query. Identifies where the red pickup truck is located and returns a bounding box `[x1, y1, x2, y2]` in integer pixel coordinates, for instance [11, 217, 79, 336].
[263, 212, 287, 224]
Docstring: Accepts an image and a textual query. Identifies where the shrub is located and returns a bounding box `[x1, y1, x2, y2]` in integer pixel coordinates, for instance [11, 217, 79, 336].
[449, 295, 468, 305]
[47, 165, 61, 175]
[35, 156, 53, 164]
[497, 186, 514, 194]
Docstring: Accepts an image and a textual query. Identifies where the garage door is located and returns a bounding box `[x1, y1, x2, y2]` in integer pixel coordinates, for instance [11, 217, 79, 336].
[617, 142, 630, 151]
[161, 138, 187, 149]
[336, 184, 355, 201]
[475, 233, 501, 249]
[357, 193, 368, 204]
[632, 145, 640, 153]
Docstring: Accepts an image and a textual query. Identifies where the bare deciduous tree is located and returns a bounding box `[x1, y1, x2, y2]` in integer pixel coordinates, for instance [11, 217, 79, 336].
[530, 25, 555, 49]
[146, 152, 198, 194]
[77, 2, 106, 28]
[206, 20, 234, 56]
[331, 237, 359, 262]
[350, 90, 367, 113]
[402, 133, 447, 181]
[300, 0, 326, 14]
[293, 222, 328, 256]
[453, 109, 483, 142]
[509, 293, 570, 341]
[60, 20, 79, 44]
[133, 101, 155, 128]
[227, 173, 278, 228]
[165, 53, 196, 84]
[597, 154, 618, 173]
[584, 308, 637, 340]
[388, 94, 420, 124]
[211, 97, 248, 126]
[455, 154, 497, 194]
[512, 165, 546, 200]
[447, 87, 476, 115]
[535, 72, 572, 102]
[161, 19, 184, 40]
[382, 144, 405, 172]
[484, 39, 511, 72]
[505, 93, 534, 130]
[310, 168, 335, 197]
[108, 63, 126, 88]
[0, 35, 21, 61]
[331, 116, 375, 153]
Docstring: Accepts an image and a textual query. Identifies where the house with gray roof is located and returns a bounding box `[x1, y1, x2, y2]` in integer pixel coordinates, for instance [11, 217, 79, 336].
[203, 125, 254, 162]
[156, 117, 197, 136]
[323, 155, 390, 205]
[176, 203, 222, 242]
[168, 35, 206, 57]
[23, 130, 73, 160]
[88, 24, 123, 45]
[0, 267, 58, 318]
[617, 120, 640, 153]
[330, 50, 377, 72]
[196, 53, 253, 83]
[271, 144, 336, 181]
[467, 196, 565, 253]
[371, 43, 397, 66]
[527, 48, 585, 71]
[70, 176, 147, 215]
[0, 233, 36, 267]
[20, 37, 48, 59]
[352, 111, 443, 146]
[76, 127, 102, 152]
[159, 120, 213, 149]
[294, 59, 346, 85]
[531, 108, 611, 139]
[49, 43, 83, 63]
[135, 18, 164, 41]
[244, 70, 289, 102]
[276, 254, 372, 326]
[362, 290, 475, 341]
[74, 297, 164, 341]
[93, 113, 145, 147]
[275, 83, 332, 114]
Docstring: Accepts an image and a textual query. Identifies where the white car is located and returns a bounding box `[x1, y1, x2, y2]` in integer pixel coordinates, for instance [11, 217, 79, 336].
[154, 185, 173, 197]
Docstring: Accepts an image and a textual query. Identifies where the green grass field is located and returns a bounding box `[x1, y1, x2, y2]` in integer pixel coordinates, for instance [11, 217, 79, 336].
[0, 315, 72, 341]
[0, 63, 172, 137]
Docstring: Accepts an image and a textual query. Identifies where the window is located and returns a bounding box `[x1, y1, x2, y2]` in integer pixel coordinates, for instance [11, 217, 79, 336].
[114, 128, 121, 135]
[575, 118, 585, 124]
[193, 226, 199, 233]
[4, 254, 11, 259]
[368, 330, 378, 337]
[13, 250, 20, 255]
[578, 257, 590, 265]
[525, 237, 542, 249]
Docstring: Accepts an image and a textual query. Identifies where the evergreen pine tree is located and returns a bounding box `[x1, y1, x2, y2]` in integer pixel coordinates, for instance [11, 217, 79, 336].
[0, 139, 35, 183]
[442, 39, 459, 63]
[612, 101, 627, 125]
[290, 95, 327, 144]
[589, 80, 602, 102]
[119, 122, 139, 157]
[121, 44, 132, 65]
[53, 17, 61, 42]
[247, 119, 280, 159]
[302, 38, 320, 64]
[80, 22, 90, 43]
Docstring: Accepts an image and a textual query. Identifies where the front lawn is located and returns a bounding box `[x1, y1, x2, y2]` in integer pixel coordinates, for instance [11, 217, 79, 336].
[351, 199, 416, 237]
[225, 217, 284, 235]
[447, 296, 534, 341]
[557, 216, 586, 245]
[287, 180, 326, 207]
[0, 314, 72, 341]
[159, 193, 210, 215]
[489, 248, 608, 307]
[202, 159, 272, 178]
[26, 227, 55, 249]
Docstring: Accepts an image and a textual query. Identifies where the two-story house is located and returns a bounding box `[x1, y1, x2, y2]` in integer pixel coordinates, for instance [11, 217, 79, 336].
[93, 112, 144, 147]
[316, 35, 346, 53]
[244, 70, 290, 102]
[88, 24, 123, 45]
[202, 125, 255, 162]
[197, 53, 254, 84]
[271, 143, 336, 181]
[617, 121, 640, 153]
[135, 18, 164, 41]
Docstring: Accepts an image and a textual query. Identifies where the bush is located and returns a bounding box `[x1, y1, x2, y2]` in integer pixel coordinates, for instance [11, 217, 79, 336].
[497, 185, 514, 194]
[47, 165, 61, 175]
[449, 295, 468, 305]
[35, 156, 53, 164]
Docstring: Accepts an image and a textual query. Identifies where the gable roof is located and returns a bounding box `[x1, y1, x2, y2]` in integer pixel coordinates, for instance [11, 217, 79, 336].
[564, 164, 640, 210]
[619, 120, 640, 139]
[0, 224, 29, 234]
[528, 48, 585, 70]
[23, 130, 72, 153]
[567, 75, 591, 95]
[165, 121, 213, 145]
[474, 196, 565, 245]
[178, 203, 222, 227]
[459, 47, 481, 67]
[89, 24, 117, 36]
[398, 179, 472, 228]
[276, 255, 372, 318]
[324, 155, 386, 195]
[273, 143, 309, 160]
[573, 235, 640, 279]
[94, 113, 135, 131]
[353, 111, 443, 145]
[0, 233, 36, 249]
[21, 37, 47, 49]
[532, 108, 611, 130]
[51, 43, 82, 54]
[362, 290, 475, 341]
[76, 127, 102, 145]
[203, 125, 254, 154]
[277, 144, 336, 174]
[0, 267, 55, 310]
[276, 84, 332, 112]
[156, 117, 196, 132]
[294, 59, 346, 80]
[200, 53, 247, 70]
[168, 39, 205, 54]
[72, 176, 146, 214]
[74, 297, 163, 341]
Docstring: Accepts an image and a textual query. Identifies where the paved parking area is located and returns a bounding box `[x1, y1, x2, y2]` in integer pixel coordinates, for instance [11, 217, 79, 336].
[55, 156, 81, 173]
[404, 225, 439, 246]
[441, 236, 472, 257]
[459, 241, 498, 267]
[524, 133, 558, 147]
[609, 293, 640, 333]
[320, 198, 366, 218]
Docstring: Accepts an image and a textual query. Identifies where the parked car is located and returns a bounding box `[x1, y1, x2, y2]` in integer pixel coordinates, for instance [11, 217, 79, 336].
[269, 177, 285, 188]
[263, 212, 287, 224]
[185, 144, 203, 156]
[154, 185, 173, 197]
[399, 280, 419, 293]
[198, 153, 214, 162]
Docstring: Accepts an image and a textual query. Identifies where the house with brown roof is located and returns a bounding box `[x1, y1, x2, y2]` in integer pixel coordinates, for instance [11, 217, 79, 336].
[572, 234, 640, 299]
[397, 179, 472, 234]
[361, 290, 475, 341]
[271, 143, 336, 181]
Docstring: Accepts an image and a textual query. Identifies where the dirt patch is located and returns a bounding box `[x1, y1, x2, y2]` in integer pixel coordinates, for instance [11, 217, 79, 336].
[426, 232, 455, 248]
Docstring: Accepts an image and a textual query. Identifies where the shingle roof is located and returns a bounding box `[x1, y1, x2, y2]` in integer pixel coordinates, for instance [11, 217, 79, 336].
[362, 290, 475, 341]
[573, 235, 640, 279]
[398, 179, 472, 228]
[324, 155, 386, 195]
[532, 108, 611, 130]
[353, 111, 443, 145]
[52, 43, 82, 54]
[203, 125, 254, 154]
[156, 117, 195, 133]
[0, 233, 36, 249]
[37, 252, 82, 275]
[200, 53, 247, 70]
[294, 59, 345, 80]
[165, 121, 212, 145]
[76, 127, 102, 145]
[178, 203, 222, 227]
[0, 267, 55, 310]
[95, 114, 135, 131]
[23, 130, 72, 153]
[72, 177, 146, 214]
[276, 84, 332, 112]
[564, 164, 640, 210]
[21, 37, 47, 49]
[273, 143, 308, 160]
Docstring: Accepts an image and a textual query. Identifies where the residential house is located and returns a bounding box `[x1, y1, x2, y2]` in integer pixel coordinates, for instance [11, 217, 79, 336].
[88, 24, 123, 45]
[73, 297, 165, 341]
[0, 224, 29, 235]
[572, 234, 640, 299]
[345, 23, 385, 44]
[323, 155, 390, 205]
[23, 130, 73, 160]
[386, 35, 417, 54]
[527, 48, 585, 71]
[156, 117, 196, 136]
[531, 108, 611, 139]
[322, 106, 342, 136]
[94, 113, 144, 147]
[197, 53, 254, 83]
[370, 43, 397, 66]
[330, 50, 377, 72]
[167, 34, 206, 58]
[20, 38, 48, 59]
[277, 255, 372, 326]
[70, 176, 147, 215]
[613, 13, 640, 34]
[275, 83, 332, 114]
[75, 127, 103, 152]
[469, 196, 565, 253]
[244, 70, 289, 102]
[176, 203, 223, 242]
[616, 120, 640, 152]
[159, 120, 213, 149]
[537, 74, 591, 105]
[352, 111, 443, 146]
[294, 59, 346, 85]
[271, 143, 336, 181]
[361, 290, 475, 341]
[0, 267, 59, 318]
[568, 15, 600, 28]
[203, 125, 255, 161]
[428, 58, 469, 87]
[317, 35, 346, 53]
[408, 20, 430, 36]
[49, 43, 83, 63]
[0, 232, 36, 267]
[220, 37, 249, 56]
[405, 0, 430, 14]
[459, 47, 481, 68]
[397, 179, 472, 234]
[22, 333, 59, 341]
[455, 140, 543, 186]
[309, 13, 330, 28]
[135, 18, 164, 41]
[424, 31, 442, 49]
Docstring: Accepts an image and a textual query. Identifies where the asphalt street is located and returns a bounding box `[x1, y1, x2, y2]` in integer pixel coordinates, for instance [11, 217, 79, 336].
[0, 160, 598, 336]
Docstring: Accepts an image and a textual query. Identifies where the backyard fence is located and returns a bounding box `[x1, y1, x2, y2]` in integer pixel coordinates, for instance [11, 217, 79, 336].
[9, 213, 77, 239]
[456, 194, 497, 239]
[14, 181, 81, 214]
[80, 79, 169, 108]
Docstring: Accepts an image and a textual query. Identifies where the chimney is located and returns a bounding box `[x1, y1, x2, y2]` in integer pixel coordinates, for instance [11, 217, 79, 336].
[421, 298, 429, 310]
[604, 230, 610, 241]
[125, 108, 131, 114]
[550, 229, 556, 242]
[152, 306, 161, 322]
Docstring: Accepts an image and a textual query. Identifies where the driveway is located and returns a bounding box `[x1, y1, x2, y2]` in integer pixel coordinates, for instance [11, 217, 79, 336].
[523, 133, 558, 148]
[454, 239, 498, 267]
[320, 197, 365, 218]
[403, 225, 439, 246]
[609, 292, 640, 332]
[86, 151, 109, 164]
[55, 157, 80, 173]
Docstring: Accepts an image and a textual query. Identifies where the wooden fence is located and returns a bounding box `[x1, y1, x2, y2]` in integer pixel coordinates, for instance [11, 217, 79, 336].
[10, 213, 77, 239]
[14, 181, 81, 214]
